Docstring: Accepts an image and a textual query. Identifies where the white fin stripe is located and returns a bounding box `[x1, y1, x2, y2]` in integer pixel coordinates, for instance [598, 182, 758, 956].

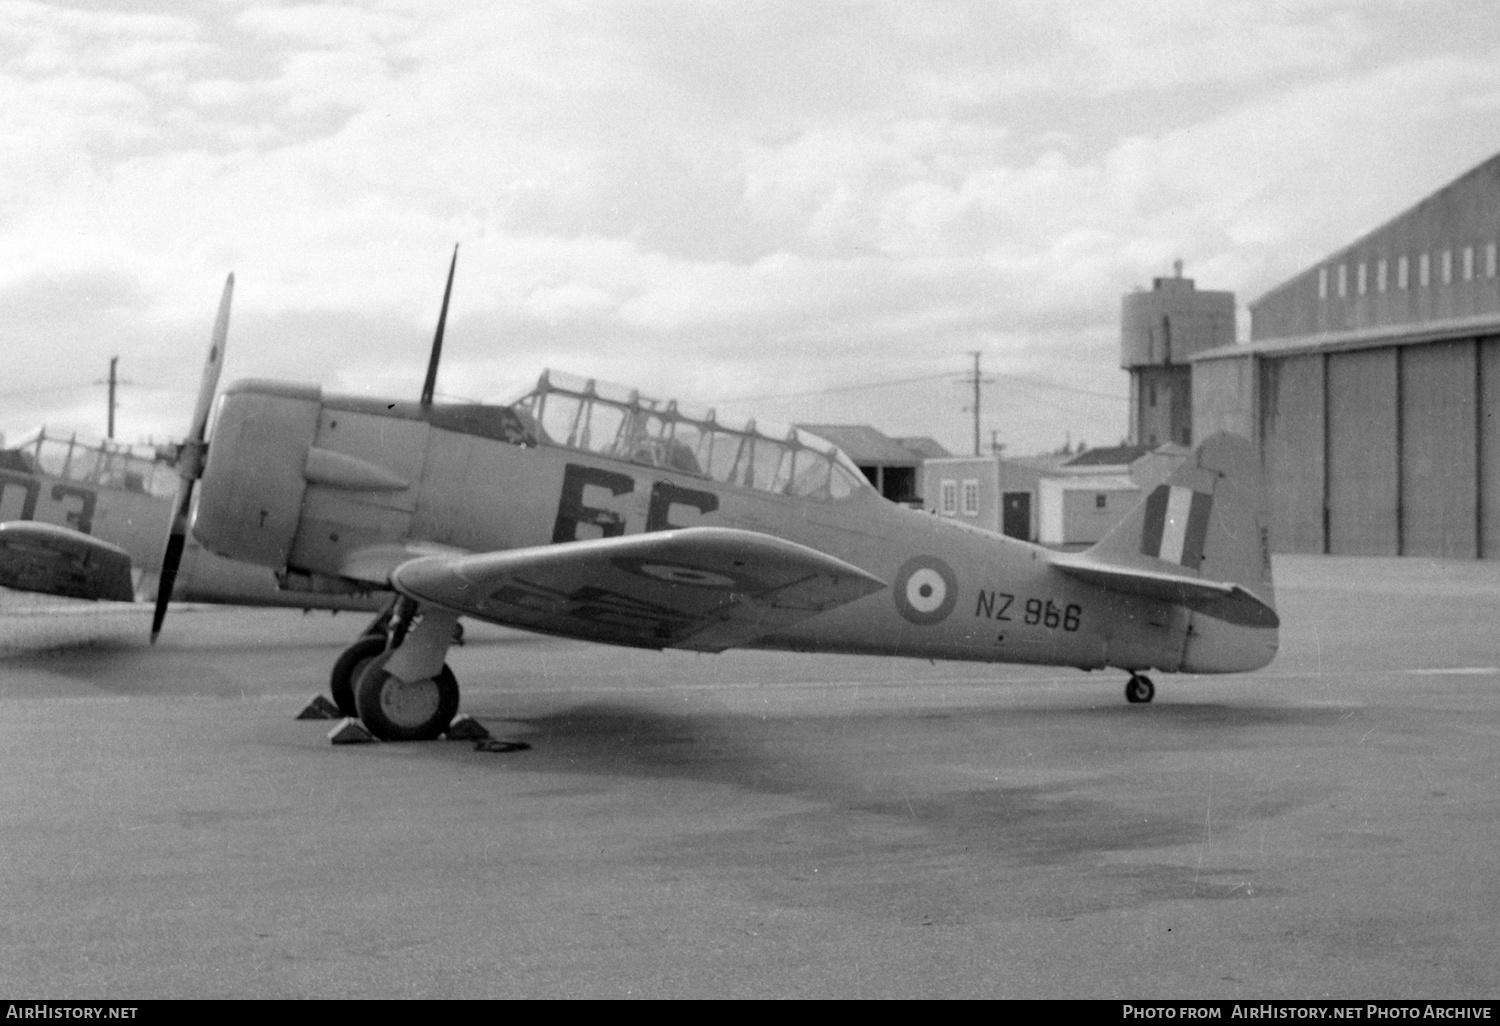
[1159, 485, 1193, 564]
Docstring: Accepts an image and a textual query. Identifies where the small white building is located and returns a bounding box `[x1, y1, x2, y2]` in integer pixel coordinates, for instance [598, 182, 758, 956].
[923, 443, 1185, 548]
[1037, 474, 1140, 547]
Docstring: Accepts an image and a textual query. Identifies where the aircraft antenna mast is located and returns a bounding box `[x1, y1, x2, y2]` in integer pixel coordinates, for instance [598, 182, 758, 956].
[421, 243, 459, 407]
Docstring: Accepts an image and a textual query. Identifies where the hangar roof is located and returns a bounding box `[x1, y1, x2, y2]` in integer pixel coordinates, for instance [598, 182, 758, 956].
[1246, 152, 1500, 342]
[1191, 310, 1500, 363]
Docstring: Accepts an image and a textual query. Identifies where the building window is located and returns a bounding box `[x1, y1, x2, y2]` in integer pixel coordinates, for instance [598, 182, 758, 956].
[1318, 267, 1328, 299]
[940, 480, 957, 516]
[1095, 493, 1107, 510]
[961, 479, 979, 517]
[1488, 243, 1497, 278]
[1441, 249, 1452, 284]
[1148, 382, 1157, 407]
[1337, 264, 1347, 297]
[1419, 253, 1430, 288]
[1377, 259, 1388, 292]
[1398, 255, 1409, 290]
[1357, 263, 1367, 295]
[1464, 246, 1475, 280]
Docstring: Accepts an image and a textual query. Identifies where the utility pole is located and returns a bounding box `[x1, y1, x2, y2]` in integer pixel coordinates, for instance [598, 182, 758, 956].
[108, 356, 118, 439]
[970, 352, 980, 455]
[95, 356, 121, 439]
[960, 351, 994, 456]
[93, 356, 136, 440]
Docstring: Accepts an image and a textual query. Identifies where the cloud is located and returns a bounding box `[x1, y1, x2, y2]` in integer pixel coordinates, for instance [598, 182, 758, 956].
[4, 1, 1500, 454]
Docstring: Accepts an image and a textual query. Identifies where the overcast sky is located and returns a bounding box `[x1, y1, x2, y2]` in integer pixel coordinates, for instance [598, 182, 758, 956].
[4, 0, 1500, 456]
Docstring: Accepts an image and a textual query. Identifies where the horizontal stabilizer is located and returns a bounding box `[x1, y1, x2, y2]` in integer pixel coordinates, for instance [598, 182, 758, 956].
[0, 522, 135, 602]
[389, 526, 888, 652]
[1050, 555, 1279, 628]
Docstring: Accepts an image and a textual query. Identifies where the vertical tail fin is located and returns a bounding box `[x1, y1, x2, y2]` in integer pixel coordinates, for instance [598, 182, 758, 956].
[1053, 433, 1276, 628]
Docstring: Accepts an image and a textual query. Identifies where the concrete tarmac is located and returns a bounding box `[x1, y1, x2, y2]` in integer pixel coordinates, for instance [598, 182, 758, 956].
[0, 556, 1496, 999]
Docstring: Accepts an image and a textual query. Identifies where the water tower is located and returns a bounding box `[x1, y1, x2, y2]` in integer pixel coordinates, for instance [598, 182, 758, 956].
[1120, 261, 1235, 447]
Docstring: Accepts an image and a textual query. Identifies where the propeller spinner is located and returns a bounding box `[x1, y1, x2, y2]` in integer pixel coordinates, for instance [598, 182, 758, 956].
[150, 273, 234, 642]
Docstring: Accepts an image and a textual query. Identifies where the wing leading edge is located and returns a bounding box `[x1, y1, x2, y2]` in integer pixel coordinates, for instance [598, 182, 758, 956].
[389, 526, 888, 652]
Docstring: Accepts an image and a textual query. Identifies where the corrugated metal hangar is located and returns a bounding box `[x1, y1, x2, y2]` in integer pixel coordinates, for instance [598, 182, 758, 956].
[1192, 153, 1500, 558]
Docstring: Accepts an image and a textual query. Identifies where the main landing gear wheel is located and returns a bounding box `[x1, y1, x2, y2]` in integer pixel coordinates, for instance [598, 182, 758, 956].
[329, 635, 388, 718]
[353, 650, 460, 742]
[1125, 674, 1156, 704]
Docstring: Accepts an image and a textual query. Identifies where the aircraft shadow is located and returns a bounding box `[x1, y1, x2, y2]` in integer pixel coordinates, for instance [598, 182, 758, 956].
[455, 697, 1333, 882]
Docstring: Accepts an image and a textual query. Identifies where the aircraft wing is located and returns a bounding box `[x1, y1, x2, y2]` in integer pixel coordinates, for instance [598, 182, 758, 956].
[0, 522, 136, 602]
[389, 526, 888, 652]
[1049, 554, 1279, 629]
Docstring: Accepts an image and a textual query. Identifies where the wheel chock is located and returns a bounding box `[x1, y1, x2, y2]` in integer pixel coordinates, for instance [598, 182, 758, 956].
[297, 694, 341, 720]
[327, 718, 377, 744]
[446, 714, 492, 740]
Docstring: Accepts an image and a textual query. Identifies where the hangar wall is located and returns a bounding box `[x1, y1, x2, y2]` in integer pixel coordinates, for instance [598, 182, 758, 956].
[1188, 152, 1500, 559]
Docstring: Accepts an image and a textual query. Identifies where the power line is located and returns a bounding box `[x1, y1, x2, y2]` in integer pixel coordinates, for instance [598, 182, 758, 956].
[712, 367, 1126, 406]
[712, 370, 956, 405]
[992, 373, 1127, 402]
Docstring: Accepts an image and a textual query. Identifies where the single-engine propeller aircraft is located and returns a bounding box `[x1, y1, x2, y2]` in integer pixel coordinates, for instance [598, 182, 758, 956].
[0, 275, 381, 614]
[0, 425, 381, 613]
[150, 262, 1278, 741]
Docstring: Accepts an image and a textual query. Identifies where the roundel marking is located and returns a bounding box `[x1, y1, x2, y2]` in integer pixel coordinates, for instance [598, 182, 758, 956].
[612, 557, 747, 589]
[893, 556, 958, 625]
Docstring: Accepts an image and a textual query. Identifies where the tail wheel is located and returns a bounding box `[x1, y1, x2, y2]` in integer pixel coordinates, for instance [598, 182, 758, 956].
[329, 635, 389, 718]
[1125, 674, 1155, 704]
[353, 650, 460, 741]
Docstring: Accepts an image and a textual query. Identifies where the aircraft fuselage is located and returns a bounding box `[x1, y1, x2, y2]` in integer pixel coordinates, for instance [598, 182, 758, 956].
[196, 380, 1276, 675]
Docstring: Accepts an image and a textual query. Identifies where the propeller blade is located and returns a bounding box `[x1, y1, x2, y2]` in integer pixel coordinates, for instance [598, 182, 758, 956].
[151, 272, 234, 643]
[186, 273, 235, 447]
[420, 244, 458, 406]
[150, 513, 189, 640]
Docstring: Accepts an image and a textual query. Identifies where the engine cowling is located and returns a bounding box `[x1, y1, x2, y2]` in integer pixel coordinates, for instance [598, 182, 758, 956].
[193, 380, 321, 571]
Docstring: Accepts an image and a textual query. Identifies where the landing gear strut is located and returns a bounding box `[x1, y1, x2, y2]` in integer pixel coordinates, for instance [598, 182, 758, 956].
[1125, 673, 1155, 704]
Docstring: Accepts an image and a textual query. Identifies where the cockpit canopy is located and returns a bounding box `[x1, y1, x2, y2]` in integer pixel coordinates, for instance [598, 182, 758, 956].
[513, 370, 871, 501]
[2, 428, 176, 498]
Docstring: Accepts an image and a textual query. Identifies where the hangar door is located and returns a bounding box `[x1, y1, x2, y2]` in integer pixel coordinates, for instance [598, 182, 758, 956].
[1259, 335, 1500, 558]
[1326, 348, 1398, 555]
[1484, 339, 1500, 558]
[1400, 341, 1477, 558]
[1259, 354, 1325, 553]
